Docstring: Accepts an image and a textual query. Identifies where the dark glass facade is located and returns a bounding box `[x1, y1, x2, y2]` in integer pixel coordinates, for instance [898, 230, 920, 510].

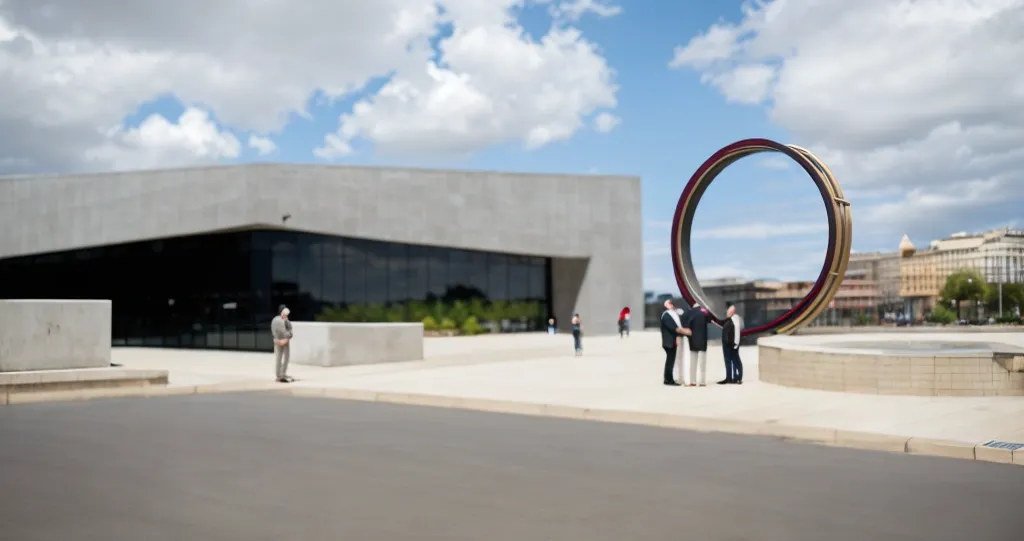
[0, 230, 551, 351]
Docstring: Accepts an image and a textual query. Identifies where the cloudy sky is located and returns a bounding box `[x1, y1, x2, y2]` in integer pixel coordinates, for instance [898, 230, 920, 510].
[1, 0, 1021, 294]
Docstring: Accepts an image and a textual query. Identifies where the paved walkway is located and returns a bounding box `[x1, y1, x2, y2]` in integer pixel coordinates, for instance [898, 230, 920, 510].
[112, 331, 1024, 451]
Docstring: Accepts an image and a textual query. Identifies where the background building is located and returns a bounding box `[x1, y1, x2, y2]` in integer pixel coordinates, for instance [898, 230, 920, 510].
[847, 250, 901, 314]
[899, 228, 1024, 319]
[0, 164, 642, 350]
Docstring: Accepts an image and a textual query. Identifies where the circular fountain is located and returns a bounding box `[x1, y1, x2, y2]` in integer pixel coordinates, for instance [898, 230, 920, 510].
[758, 332, 1024, 396]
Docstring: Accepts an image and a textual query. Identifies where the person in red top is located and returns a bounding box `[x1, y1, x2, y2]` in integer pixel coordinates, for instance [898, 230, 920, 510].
[618, 306, 631, 338]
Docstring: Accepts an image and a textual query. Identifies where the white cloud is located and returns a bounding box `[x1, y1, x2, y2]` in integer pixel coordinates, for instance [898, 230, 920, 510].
[692, 221, 826, 240]
[84, 108, 240, 171]
[757, 155, 791, 170]
[643, 240, 669, 258]
[669, 0, 1024, 245]
[0, 0, 618, 173]
[592, 112, 620, 133]
[248, 134, 277, 155]
[551, 0, 623, 21]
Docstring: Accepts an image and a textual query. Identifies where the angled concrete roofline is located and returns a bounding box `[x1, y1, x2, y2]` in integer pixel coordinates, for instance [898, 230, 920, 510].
[0, 162, 640, 184]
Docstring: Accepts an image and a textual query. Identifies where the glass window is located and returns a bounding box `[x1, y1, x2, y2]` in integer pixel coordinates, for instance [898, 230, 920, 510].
[270, 234, 299, 318]
[343, 239, 368, 305]
[387, 243, 410, 304]
[527, 260, 547, 302]
[0, 229, 562, 351]
[321, 238, 345, 307]
[364, 241, 389, 305]
[487, 253, 509, 301]
[295, 233, 323, 319]
[426, 247, 448, 302]
[466, 251, 488, 300]
[448, 249, 470, 301]
[508, 256, 530, 300]
[407, 245, 430, 302]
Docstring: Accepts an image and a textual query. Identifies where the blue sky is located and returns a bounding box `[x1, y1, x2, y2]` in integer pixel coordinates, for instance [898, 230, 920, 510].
[123, 1, 819, 293]
[3, 0, 1020, 294]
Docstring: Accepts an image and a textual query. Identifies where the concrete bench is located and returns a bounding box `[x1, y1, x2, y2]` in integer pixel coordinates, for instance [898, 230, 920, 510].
[289, 322, 424, 367]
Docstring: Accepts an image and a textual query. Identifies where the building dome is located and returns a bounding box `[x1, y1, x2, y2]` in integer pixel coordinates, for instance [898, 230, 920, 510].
[898, 234, 916, 256]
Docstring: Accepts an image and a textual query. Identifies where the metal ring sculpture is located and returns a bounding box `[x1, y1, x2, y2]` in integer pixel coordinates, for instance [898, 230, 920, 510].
[671, 138, 852, 337]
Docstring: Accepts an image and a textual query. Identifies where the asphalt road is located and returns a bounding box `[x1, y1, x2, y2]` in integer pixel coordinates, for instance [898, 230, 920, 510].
[1, 393, 1022, 541]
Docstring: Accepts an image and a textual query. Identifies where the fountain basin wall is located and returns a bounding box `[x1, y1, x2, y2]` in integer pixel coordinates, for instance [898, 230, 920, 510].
[758, 334, 1024, 397]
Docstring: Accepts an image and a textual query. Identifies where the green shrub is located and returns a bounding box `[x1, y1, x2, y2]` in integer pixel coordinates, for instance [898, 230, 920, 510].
[386, 304, 407, 323]
[461, 316, 484, 335]
[408, 301, 431, 323]
[448, 301, 470, 326]
[422, 315, 438, 331]
[928, 304, 957, 325]
[439, 317, 457, 330]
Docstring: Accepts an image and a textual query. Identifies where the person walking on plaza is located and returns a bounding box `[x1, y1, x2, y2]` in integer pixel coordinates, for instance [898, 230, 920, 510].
[618, 306, 631, 338]
[719, 303, 744, 384]
[685, 302, 709, 386]
[660, 300, 691, 386]
[571, 313, 583, 356]
[271, 305, 294, 383]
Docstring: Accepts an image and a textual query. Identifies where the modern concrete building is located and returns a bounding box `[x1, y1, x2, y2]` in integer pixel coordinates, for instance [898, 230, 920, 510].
[0, 164, 643, 351]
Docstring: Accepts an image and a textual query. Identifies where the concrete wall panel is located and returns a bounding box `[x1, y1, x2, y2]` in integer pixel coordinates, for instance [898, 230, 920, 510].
[0, 300, 111, 371]
[288, 322, 424, 367]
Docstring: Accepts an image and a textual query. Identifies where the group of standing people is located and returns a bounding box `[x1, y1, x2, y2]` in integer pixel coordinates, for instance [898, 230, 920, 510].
[659, 299, 743, 387]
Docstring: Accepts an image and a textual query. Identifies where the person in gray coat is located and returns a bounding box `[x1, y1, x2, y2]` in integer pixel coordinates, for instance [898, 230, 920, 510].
[271, 305, 294, 383]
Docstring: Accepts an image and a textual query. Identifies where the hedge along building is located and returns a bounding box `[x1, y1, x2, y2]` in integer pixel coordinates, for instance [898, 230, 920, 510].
[0, 164, 643, 351]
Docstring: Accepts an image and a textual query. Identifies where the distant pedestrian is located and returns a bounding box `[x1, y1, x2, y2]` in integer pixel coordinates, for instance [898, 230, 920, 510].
[719, 303, 744, 384]
[659, 300, 691, 385]
[271, 305, 294, 383]
[571, 313, 583, 356]
[548, 317, 557, 335]
[684, 302, 709, 386]
[618, 306, 631, 338]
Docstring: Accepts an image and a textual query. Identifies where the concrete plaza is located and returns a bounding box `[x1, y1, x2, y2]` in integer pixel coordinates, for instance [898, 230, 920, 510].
[85, 330, 1024, 464]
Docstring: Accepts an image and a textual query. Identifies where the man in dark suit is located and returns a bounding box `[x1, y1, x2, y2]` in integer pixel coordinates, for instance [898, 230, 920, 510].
[719, 303, 744, 384]
[660, 300, 691, 386]
[684, 302, 709, 386]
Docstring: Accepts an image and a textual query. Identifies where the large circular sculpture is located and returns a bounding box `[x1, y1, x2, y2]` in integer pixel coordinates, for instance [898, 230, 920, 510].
[671, 138, 852, 337]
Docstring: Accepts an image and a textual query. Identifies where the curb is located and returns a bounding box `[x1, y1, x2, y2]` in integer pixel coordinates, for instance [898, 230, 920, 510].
[276, 387, 1023, 468]
[1, 381, 278, 405]
[5, 383, 1020, 468]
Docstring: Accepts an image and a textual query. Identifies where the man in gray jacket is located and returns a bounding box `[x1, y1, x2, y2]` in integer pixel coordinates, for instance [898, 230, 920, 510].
[271, 305, 294, 383]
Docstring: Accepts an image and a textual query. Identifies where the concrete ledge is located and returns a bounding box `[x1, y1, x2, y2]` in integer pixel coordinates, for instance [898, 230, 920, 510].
[906, 437, 977, 460]
[1, 368, 168, 394]
[290, 322, 424, 367]
[0, 299, 112, 371]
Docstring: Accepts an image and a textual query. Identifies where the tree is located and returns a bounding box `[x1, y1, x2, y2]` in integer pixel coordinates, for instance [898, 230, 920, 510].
[985, 283, 1024, 314]
[940, 268, 987, 319]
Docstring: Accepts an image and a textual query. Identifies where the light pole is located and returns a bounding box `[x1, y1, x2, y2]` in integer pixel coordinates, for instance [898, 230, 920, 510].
[967, 277, 975, 321]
